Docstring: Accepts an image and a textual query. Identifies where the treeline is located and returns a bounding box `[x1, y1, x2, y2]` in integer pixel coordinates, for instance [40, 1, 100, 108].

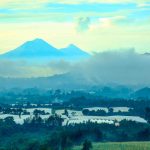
[82, 108, 133, 116]
[67, 97, 150, 108]
[82, 107, 145, 117]
[0, 88, 100, 104]
[0, 107, 51, 116]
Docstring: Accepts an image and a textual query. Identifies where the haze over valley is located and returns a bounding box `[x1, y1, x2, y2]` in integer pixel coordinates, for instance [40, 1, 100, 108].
[0, 39, 150, 89]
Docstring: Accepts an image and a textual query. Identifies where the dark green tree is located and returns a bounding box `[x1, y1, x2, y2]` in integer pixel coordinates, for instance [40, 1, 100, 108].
[82, 140, 92, 150]
[145, 107, 150, 123]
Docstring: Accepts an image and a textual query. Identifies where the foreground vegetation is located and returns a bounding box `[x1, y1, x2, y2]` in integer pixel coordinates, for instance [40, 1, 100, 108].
[73, 142, 150, 150]
[1, 94, 150, 149]
[0, 116, 150, 150]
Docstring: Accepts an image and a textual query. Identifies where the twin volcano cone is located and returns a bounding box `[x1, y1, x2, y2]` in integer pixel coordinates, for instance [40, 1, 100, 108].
[0, 38, 90, 60]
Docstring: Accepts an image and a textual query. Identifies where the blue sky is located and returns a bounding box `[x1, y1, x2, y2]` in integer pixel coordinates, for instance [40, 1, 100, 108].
[0, 0, 150, 53]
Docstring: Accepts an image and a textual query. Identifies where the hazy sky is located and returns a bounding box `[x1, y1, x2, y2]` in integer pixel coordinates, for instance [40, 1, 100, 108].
[0, 0, 150, 54]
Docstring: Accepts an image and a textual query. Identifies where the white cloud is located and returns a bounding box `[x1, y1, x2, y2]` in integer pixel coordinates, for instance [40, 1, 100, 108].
[48, 0, 150, 5]
[0, 0, 150, 9]
[98, 16, 126, 27]
[76, 17, 91, 32]
[137, 3, 150, 7]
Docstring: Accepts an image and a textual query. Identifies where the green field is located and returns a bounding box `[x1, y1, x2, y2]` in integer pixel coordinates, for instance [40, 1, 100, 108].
[72, 142, 150, 150]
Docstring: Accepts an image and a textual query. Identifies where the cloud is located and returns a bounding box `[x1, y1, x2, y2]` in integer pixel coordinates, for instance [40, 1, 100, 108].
[65, 0, 150, 5]
[137, 3, 150, 7]
[65, 50, 150, 86]
[76, 17, 91, 32]
[0, 0, 148, 14]
[0, 0, 49, 9]
[0, 0, 149, 8]
[1, 50, 150, 87]
[0, 59, 72, 78]
[97, 15, 127, 28]
[55, 0, 150, 5]
[0, 60, 27, 77]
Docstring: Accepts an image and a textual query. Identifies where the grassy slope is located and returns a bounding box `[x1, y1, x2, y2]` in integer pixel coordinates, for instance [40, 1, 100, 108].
[72, 142, 150, 150]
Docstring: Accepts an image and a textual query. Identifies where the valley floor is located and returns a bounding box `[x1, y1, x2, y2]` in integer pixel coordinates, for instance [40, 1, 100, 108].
[73, 142, 150, 150]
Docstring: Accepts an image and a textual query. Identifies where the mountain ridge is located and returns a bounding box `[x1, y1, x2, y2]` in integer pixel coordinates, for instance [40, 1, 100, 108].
[0, 38, 90, 60]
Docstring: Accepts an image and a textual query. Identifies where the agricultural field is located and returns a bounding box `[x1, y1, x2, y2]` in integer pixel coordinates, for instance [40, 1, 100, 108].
[73, 142, 150, 150]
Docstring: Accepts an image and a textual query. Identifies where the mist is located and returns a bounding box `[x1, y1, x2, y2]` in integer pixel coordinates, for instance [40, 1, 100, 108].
[0, 49, 150, 87]
[73, 49, 150, 86]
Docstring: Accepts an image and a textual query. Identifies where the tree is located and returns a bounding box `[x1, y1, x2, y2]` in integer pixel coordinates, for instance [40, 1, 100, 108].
[64, 109, 69, 117]
[108, 107, 114, 115]
[82, 109, 89, 115]
[51, 108, 56, 115]
[60, 131, 73, 150]
[94, 128, 103, 141]
[137, 128, 150, 141]
[45, 115, 63, 127]
[47, 132, 61, 150]
[26, 140, 40, 150]
[27, 101, 31, 108]
[118, 131, 129, 142]
[145, 107, 150, 123]
[82, 140, 92, 150]
[4, 116, 15, 126]
[33, 109, 39, 119]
